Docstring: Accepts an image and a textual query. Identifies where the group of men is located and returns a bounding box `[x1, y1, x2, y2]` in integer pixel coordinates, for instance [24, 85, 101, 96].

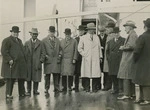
[1, 18, 150, 105]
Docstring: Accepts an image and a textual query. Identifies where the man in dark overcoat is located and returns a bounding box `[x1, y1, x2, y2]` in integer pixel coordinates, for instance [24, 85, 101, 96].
[133, 18, 150, 105]
[24, 28, 45, 96]
[98, 26, 107, 90]
[106, 27, 125, 94]
[60, 28, 78, 91]
[73, 25, 85, 92]
[1, 26, 28, 99]
[42, 26, 62, 93]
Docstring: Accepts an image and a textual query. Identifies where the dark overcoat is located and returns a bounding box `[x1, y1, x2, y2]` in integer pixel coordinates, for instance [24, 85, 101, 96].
[1, 36, 28, 79]
[98, 34, 107, 72]
[60, 38, 78, 76]
[117, 30, 138, 79]
[24, 39, 45, 82]
[106, 37, 125, 75]
[74, 37, 82, 75]
[133, 30, 150, 86]
[42, 36, 61, 74]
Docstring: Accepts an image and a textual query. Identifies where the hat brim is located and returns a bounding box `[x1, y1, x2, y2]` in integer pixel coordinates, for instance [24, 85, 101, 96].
[123, 24, 137, 28]
[29, 32, 40, 34]
[77, 29, 85, 30]
[86, 27, 96, 30]
[64, 32, 71, 34]
[10, 30, 20, 33]
[112, 30, 121, 33]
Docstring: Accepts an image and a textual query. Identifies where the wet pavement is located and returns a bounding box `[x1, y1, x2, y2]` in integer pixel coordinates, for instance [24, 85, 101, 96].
[0, 79, 150, 110]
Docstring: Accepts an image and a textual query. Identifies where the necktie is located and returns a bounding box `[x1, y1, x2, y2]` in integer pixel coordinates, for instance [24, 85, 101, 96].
[90, 35, 93, 41]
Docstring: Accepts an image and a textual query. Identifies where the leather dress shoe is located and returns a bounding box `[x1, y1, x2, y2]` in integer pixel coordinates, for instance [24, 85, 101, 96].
[33, 91, 40, 95]
[6, 95, 13, 99]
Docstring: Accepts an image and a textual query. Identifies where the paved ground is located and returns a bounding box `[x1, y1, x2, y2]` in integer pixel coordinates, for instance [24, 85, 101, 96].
[0, 78, 150, 110]
[1, 56, 150, 110]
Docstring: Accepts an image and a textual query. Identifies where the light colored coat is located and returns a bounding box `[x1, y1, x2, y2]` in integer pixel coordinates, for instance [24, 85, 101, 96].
[60, 38, 78, 76]
[103, 33, 116, 72]
[78, 33, 102, 78]
[24, 39, 45, 82]
[42, 36, 61, 74]
[117, 30, 138, 79]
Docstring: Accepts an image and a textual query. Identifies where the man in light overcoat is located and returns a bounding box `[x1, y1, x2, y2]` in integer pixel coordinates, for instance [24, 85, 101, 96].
[78, 23, 102, 92]
[118, 21, 138, 100]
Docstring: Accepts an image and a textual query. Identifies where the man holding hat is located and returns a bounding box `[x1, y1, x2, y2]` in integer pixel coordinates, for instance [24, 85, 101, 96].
[106, 27, 125, 94]
[103, 22, 116, 91]
[73, 25, 86, 92]
[60, 28, 78, 91]
[78, 23, 102, 92]
[118, 20, 138, 100]
[42, 26, 62, 93]
[24, 28, 45, 96]
[132, 18, 150, 105]
[1, 26, 28, 99]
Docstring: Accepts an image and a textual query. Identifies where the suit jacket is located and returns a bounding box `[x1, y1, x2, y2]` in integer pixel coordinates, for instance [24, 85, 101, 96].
[24, 39, 45, 82]
[60, 38, 78, 76]
[1, 36, 28, 79]
[42, 35, 61, 74]
[106, 37, 125, 75]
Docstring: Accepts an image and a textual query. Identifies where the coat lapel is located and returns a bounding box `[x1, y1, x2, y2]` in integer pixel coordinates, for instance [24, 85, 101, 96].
[45, 36, 54, 49]
[65, 38, 72, 48]
[110, 37, 124, 51]
[27, 40, 32, 53]
[34, 39, 40, 50]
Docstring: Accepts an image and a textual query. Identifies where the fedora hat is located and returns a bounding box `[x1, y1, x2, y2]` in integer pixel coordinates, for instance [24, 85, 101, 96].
[112, 27, 121, 33]
[99, 26, 106, 32]
[86, 23, 96, 30]
[10, 26, 20, 33]
[49, 26, 55, 32]
[77, 25, 85, 30]
[106, 22, 115, 28]
[143, 18, 150, 28]
[64, 28, 71, 34]
[29, 28, 39, 34]
[123, 20, 137, 28]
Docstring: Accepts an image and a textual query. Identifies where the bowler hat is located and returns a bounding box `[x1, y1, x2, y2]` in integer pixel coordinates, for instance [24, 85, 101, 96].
[123, 20, 137, 28]
[86, 23, 96, 30]
[112, 27, 121, 33]
[10, 26, 20, 33]
[106, 22, 115, 28]
[77, 25, 85, 30]
[29, 28, 39, 34]
[64, 28, 71, 34]
[49, 26, 55, 32]
[143, 18, 150, 28]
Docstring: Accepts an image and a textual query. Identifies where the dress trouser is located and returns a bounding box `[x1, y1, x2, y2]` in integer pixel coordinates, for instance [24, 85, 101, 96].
[45, 73, 60, 91]
[103, 72, 112, 89]
[74, 73, 80, 89]
[62, 76, 73, 89]
[123, 79, 135, 96]
[6, 78, 25, 96]
[139, 85, 150, 101]
[27, 81, 39, 93]
[110, 75, 119, 92]
[118, 79, 123, 93]
[82, 77, 101, 91]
